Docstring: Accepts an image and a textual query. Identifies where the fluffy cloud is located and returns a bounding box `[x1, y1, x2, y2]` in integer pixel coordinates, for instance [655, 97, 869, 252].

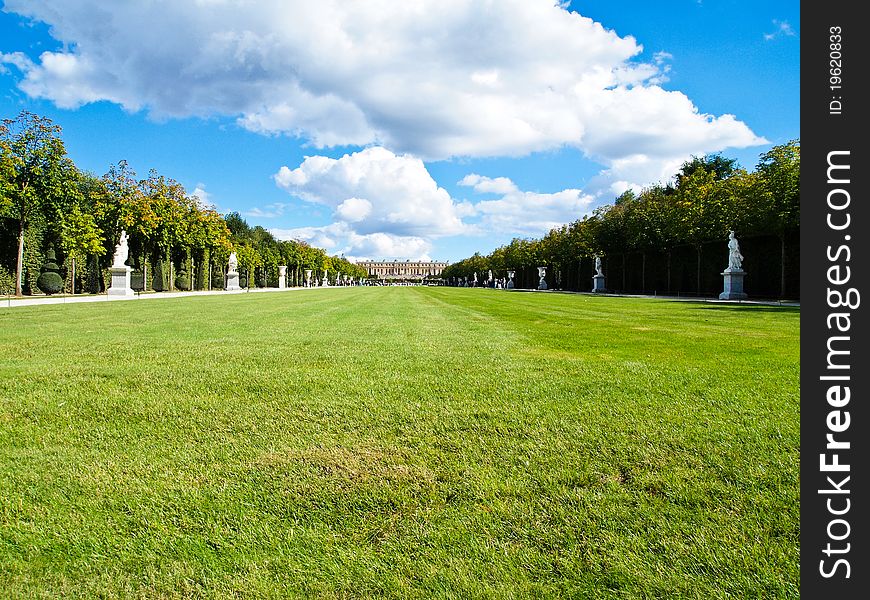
[271, 222, 433, 262]
[3, 0, 764, 167]
[272, 147, 469, 259]
[459, 174, 594, 235]
[275, 147, 467, 238]
[189, 184, 212, 207]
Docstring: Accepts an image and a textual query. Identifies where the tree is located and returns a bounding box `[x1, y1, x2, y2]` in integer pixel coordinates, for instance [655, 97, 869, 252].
[676, 153, 738, 185]
[757, 140, 800, 296]
[671, 167, 728, 294]
[0, 111, 68, 296]
[59, 203, 104, 294]
[97, 161, 156, 272]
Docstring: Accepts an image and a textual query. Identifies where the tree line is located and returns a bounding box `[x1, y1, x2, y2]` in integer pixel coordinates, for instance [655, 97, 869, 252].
[0, 111, 366, 296]
[442, 141, 799, 298]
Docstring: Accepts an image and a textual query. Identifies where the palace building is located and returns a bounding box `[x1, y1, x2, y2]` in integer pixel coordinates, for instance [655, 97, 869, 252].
[357, 259, 448, 280]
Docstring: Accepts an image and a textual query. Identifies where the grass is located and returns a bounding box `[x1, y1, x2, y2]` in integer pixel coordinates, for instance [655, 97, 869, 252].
[0, 287, 799, 598]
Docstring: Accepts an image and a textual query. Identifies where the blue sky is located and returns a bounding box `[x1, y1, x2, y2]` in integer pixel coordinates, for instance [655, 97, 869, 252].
[0, 0, 799, 262]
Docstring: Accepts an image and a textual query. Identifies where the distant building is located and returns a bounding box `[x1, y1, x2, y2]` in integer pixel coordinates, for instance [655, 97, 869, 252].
[357, 259, 448, 279]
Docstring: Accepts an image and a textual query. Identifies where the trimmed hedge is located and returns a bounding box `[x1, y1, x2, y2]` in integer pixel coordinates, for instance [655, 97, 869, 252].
[36, 246, 64, 295]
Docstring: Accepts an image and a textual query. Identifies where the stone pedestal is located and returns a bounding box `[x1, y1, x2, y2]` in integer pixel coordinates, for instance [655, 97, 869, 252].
[108, 265, 134, 297]
[592, 274, 606, 293]
[278, 265, 287, 288]
[719, 269, 747, 300]
[226, 271, 241, 291]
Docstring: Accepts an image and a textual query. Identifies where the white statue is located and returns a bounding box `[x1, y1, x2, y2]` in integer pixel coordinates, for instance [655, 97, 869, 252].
[228, 252, 238, 272]
[112, 230, 129, 268]
[726, 231, 744, 271]
[594, 254, 603, 277]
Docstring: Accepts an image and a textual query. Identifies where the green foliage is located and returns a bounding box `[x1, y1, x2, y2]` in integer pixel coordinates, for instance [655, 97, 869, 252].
[676, 153, 739, 184]
[130, 269, 145, 292]
[35, 270, 63, 295]
[0, 264, 15, 295]
[22, 224, 44, 295]
[174, 259, 190, 291]
[150, 253, 167, 292]
[194, 248, 209, 290]
[757, 139, 800, 232]
[59, 202, 103, 261]
[35, 244, 63, 295]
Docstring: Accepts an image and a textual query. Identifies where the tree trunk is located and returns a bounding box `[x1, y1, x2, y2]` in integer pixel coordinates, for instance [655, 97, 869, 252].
[622, 253, 626, 292]
[641, 252, 646, 293]
[71, 257, 76, 295]
[696, 245, 702, 296]
[578, 258, 582, 292]
[667, 251, 672, 294]
[780, 234, 786, 299]
[15, 218, 25, 296]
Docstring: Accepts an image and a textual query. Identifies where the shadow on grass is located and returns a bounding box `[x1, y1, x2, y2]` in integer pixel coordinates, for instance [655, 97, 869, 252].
[690, 303, 800, 314]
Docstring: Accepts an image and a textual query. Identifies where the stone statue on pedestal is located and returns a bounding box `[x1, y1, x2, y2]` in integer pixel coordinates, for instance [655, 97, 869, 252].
[112, 231, 129, 268]
[726, 231, 744, 272]
[719, 230, 747, 300]
[592, 254, 606, 292]
[537, 266, 547, 290]
[108, 230, 134, 297]
[225, 251, 241, 290]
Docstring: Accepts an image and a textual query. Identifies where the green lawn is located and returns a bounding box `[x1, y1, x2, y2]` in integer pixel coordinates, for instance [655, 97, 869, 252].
[0, 287, 799, 598]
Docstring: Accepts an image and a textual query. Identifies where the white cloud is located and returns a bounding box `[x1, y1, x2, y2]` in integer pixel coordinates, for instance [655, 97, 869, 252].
[273, 147, 468, 259]
[764, 20, 796, 41]
[190, 184, 212, 207]
[459, 174, 594, 235]
[334, 197, 372, 223]
[2, 0, 765, 168]
[275, 147, 467, 238]
[243, 203, 288, 219]
[271, 223, 433, 262]
[458, 174, 518, 195]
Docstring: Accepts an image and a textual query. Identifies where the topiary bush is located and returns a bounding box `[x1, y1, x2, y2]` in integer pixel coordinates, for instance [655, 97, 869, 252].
[36, 271, 63, 295]
[174, 272, 190, 291]
[36, 246, 64, 295]
[150, 257, 166, 291]
[130, 270, 145, 291]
